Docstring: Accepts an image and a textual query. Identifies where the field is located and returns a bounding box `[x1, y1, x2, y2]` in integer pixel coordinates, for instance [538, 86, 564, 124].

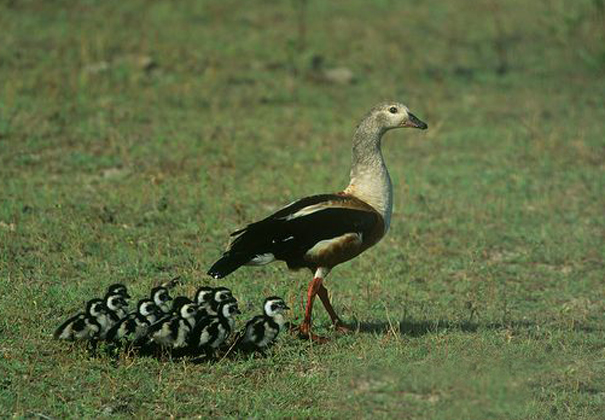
[1, 0, 604, 418]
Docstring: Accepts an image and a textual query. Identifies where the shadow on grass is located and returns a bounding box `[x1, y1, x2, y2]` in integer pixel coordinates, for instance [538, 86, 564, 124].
[345, 319, 602, 337]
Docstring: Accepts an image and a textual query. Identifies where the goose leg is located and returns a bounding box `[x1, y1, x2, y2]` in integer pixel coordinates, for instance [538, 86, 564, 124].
[297, 268, 331, 342]
[297, 276, 324, 341]
[317, 284, 352, 334]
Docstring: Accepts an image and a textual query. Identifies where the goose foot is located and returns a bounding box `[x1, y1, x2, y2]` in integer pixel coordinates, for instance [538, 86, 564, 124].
[290, 323, 330, 343]
[334, 321, 353, 334]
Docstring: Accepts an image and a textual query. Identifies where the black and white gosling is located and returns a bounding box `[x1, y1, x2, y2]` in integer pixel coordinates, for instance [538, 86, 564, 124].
[104, 283, 131, 320]
[239, 297, 290, 353]
[145, 297, 199, 353]
[105, 299, 162, 343]
[211, 287, 234, 312]
[189, 299, 241, 357]
[150, 286, 174, 315]
[194, 286, 215, 320]
[194, 286, 235, 319]
[100, 293, 129, 338]
[54, 298, 107, 341]
[105, 292, 130, 320]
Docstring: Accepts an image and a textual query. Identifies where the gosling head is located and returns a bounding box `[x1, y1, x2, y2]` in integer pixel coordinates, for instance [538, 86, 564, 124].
[195, 286, 214, 306]
[105, 294, 128, 313]
[213, 287, 234, 305]
[366, 102, 428, 131]
[218, 299, 241, 319]
[179, 302, 199, 320]
[86, 299, 107, 317]
[150, 286, 173, 312]
[137, 299, 161, 318]
[106, 283, 131, 299]
[263, 296, 290, 317]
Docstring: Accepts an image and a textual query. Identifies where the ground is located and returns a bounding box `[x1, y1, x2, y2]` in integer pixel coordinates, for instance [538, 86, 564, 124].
[1, 0, 604, 418]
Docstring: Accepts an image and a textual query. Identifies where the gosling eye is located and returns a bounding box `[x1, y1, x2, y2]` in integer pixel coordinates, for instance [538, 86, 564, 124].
[389, 106, 398, 114]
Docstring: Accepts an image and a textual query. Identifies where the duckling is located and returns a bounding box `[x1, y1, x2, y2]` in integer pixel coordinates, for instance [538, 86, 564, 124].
[105, 293, 130, 321]
[194, 286, 216, 321]
[103, 283, 131, 321]
[195, 286, 214, 307]
[145, 297, 199, 354]
[150, 286, 173, 315]
[210, 286, 234, 313]
[194, 286, 236, 322]
[189, 299, 241, 357]
[105, 299, 162, 343]
[54, 298, 107, 341]
[99, 293, 129, 339]
[239, 297, 290, 353]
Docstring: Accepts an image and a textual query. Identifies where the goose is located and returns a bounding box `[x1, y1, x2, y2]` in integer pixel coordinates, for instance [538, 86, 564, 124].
[208, 102, 427, 340]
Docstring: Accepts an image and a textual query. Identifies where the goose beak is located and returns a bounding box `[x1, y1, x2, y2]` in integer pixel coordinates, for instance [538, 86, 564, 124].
[404, 113, 428, 130]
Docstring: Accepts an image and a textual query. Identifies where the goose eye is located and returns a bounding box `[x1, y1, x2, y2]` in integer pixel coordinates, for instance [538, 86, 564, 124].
[389, 107, 398, 114]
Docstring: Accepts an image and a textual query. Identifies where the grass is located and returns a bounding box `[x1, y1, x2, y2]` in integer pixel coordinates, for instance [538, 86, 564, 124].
[1, 0, 604, 418]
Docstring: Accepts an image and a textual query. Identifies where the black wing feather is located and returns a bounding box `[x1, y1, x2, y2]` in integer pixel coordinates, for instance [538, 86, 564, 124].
[230, 194, 344, 236]
[208, 196, 379, 278]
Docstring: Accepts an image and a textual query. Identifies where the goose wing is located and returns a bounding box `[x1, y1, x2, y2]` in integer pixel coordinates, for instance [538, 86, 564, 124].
[208, 194, 384, 278]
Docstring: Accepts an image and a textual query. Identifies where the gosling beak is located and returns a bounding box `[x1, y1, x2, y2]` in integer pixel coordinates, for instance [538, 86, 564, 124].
[404, 112, 428, 130]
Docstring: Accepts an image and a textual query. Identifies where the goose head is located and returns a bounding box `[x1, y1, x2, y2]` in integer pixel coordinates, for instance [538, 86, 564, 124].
[365, 102, 428, 132]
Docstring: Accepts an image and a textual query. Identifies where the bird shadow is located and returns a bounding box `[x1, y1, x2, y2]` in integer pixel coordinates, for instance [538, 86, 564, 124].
[341, 318, 600, 337]
[343, 319, 486, 337]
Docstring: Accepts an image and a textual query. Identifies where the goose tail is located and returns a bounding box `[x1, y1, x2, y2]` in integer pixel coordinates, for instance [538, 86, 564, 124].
[207, 252, 250, 279]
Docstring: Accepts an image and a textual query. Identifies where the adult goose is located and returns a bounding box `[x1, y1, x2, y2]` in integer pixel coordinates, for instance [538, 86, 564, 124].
[208, 102, 427, 340]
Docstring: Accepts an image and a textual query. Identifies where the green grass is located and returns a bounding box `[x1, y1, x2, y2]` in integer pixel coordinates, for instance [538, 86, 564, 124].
[1, 0, 604, 418]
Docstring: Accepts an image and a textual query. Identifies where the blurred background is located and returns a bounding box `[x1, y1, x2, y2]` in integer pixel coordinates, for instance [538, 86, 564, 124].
[1, 0, 604, 418]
